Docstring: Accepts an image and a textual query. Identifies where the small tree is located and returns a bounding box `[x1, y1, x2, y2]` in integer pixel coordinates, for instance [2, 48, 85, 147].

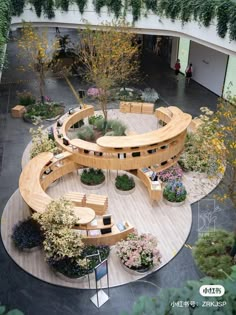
[33, 198, 86, 265]
[18, 22, 59, 103]
[77, 21, 140, 121]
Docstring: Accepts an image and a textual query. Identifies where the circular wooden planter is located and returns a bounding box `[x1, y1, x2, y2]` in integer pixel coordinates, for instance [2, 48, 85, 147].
[120, 261, 152, 276]
[115, 186, 135, 195]
[81, 180, 105, 190]
[17, 245, 42, 253]
[163, 198, 186, 207]
[53, 270, 88, 283]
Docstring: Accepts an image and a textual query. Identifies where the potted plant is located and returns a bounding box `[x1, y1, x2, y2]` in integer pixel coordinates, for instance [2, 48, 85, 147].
[80, 168, 105, 188]
[193, 230, 234, 279]
[12, 218, 44, 251]
[115, 174, 135, 194]
[163, 180, 187, 206]
[116, 230, 162, 275]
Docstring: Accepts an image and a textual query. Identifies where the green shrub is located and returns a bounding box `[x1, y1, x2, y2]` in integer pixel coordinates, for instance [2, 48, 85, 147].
[104, 131, 116, 136]
[115, 174, 135, 191]
[163, 180, 187, 202]
[88, 114, 103, 126]
[193, 230, 234, 279]
[17, 90, 36, 106]
[94, 117, 105, 131]
[107, 119, 127, 136]
[24, 102, 64, 121]
[77, 125, 95, 141]
[81, 168, 105, 186]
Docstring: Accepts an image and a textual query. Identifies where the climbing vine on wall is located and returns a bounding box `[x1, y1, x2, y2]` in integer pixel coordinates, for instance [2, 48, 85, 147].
[0, 0, 11, 69]
[8, 0, 236, 41]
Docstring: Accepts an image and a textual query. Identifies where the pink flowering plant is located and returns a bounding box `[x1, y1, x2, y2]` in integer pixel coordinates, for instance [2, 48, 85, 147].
[116, 230, 162, 270]
[157, 164, 183, 182]
[87, 87, 104, 98]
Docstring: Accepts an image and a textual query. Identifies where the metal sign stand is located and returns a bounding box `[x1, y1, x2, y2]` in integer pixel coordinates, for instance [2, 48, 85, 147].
[90, 259, 110, 308]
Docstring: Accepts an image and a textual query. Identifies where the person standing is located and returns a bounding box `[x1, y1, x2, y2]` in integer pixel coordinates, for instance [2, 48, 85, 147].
[185, 63, 193, 84]
[174, 59, 181, 81]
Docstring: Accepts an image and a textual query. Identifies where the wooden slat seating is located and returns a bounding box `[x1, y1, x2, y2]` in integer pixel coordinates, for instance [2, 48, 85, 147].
[53, 105, 192, 172]
[64, 192, 86, 206]
[82, 221, 134, 246]
[120, 101, 154, 114]
[85, 194, 108, 215]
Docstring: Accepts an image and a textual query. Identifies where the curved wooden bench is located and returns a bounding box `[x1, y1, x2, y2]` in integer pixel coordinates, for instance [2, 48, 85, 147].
[53, 105, 192, 172]
[137, 168, 162, 203]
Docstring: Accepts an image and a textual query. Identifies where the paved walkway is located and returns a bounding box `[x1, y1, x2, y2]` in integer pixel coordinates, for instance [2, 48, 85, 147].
[0, 29, 235, 315]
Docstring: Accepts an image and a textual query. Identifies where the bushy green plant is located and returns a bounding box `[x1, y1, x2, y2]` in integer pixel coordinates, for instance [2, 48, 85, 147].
[48, 245, 110, 278]
[88, 114, 103, 126]
[33, 198, 86, 265]
[163, 180, 187, 202]
[106, 119, 127, 136]
[123, 266, 236, 315]
[94, 117, 105, 131]
[24, 102, 64, 122]
[116, 88, 141, 102]
[81, 168, 105, 185]
[16, 90, 36, 106]
[115, 174, 135, 191]
[12, 218, 44, 250]
[193, 230, 234, 279]
[104, 131, 116, 136]
[77, 125, 95, 141]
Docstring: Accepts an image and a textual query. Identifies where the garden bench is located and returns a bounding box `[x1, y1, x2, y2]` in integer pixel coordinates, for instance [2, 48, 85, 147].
[120, 101, 154, 114]
[85, 194, 108, 215]
[63, 192, 86, 206]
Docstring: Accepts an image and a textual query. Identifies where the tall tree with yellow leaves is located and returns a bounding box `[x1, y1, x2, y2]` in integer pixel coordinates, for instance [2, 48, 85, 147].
[77, 22, 140, 121]
[18, 22, 59, 103]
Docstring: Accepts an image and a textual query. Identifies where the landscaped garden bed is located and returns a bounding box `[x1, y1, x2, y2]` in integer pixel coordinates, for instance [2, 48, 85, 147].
[115, 174, 135, 194]
[23, 102, 64, 123]
[80, 168, 105, 187]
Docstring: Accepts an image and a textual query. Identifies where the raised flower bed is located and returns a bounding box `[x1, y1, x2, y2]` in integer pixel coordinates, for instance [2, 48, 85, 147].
[80, 168, 105, 188]
[115, 174, 135, 194]
[116, 230, 162, 274]
[163, 180, 187, 206]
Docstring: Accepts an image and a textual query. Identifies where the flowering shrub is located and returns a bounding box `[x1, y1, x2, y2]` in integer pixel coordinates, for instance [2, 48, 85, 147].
[157, 164, 183, 182]
[87, 87, 104, 97]
[116, 230, 162, 270]
[141, 88, 159, 103]
[30, 125, 60, 159]
[163, 180, 187, 202]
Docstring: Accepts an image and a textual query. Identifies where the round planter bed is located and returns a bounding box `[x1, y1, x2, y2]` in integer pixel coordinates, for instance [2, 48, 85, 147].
[81, 180, 105, 190]
[23, 105, 65, 124]
[115, 186, 135, 195]
[53, 270, 88, 283]
[163, 199, 186, 207]
[17, 245, 42, 253]
[120, 261, 153, 276]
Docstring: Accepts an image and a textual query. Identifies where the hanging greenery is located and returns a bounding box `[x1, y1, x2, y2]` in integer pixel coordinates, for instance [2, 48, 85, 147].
[130, 0, 142, 22]
[59, 0, 70, 11]
[198, 0, 216, 27]
[0, 0, 11, 69]
[107, 0, 123, 18]
[43, 0, 55, 18]
[11, 0, 25, 16]
[93, 0, 106, 14]
[216, 1, 230, 38]
[30, 0, 44, 17]
[229, 9, 236, 41]
[144, 0, 157, 13]
[75, 0, 87, 14]
[7, 0, 236, 41]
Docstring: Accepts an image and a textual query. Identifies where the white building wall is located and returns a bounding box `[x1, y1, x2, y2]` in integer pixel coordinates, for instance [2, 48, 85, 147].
[189, 42, 228, 95]
[170, 37, 179, 69]
[11, 2, 236, 57]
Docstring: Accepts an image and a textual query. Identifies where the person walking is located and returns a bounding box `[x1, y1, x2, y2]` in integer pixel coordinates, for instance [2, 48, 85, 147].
[185, 63, 193, 84]
[174, 59, 181, 81]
